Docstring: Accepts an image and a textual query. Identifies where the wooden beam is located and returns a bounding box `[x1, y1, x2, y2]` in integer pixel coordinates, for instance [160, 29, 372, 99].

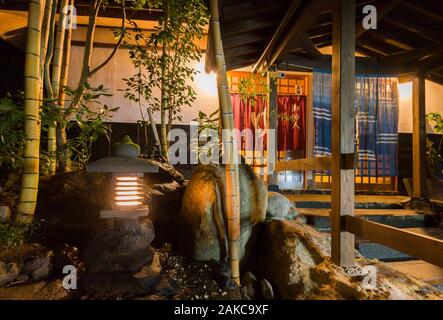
[266, 0, 327, 70]
[383, 17, 442, 44]
[402, 1, 443, 23]
[355, 0, 403, 38]
[346, 216, 443, 268]
[412, 75, 427, 198]
[300, 33, 324, 61]
[222, 17, 278, 37]
[268, 72, 278, 184]
[251, 0, 303, 73]
[331, 0, 356, 267]
[274, 156, 331, 172]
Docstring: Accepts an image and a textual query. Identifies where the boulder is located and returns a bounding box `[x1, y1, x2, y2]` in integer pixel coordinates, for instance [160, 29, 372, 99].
[266, 192, 298, 220]
[179, 163, 267, 264]
[249, 220, 443, 300]
[84, 218, 155, 273]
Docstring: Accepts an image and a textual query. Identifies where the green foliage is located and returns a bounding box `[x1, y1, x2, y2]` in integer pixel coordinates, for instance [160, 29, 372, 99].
[124, 0, 209, 126]
[425, 112, 443, 178]
[192, 109, 221, 161]
[63, 83, 119, 169]
[238, 74, 271, 107]
[0, 93, 26, 171]
[0, 220, 41, 249]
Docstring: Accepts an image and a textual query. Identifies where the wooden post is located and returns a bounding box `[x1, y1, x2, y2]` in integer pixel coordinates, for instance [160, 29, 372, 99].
[331, 0, 355, 266]
[268, 71, 278, 185]
[305, 74, 314, 189]
[412, 75, 427, 198]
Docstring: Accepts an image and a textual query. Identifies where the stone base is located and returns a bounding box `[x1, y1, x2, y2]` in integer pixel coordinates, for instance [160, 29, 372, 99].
[100, 206, 149, 219]
[84, 218, 155, 273]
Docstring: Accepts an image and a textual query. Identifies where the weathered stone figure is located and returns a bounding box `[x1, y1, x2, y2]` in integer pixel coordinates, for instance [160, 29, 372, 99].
[179, 162, 267, 265]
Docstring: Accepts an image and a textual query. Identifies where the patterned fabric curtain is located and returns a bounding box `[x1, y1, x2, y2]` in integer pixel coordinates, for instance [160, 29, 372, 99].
[313, 72, 332, 156]
[356, 76, 399, 177]
[231, 93, 268, 150]
[313, 72, 399, 177]
[277, 95, 306, 151]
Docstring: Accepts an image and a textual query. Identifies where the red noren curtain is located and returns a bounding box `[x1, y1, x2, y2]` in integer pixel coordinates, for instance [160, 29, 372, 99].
[277, 95, 306, 152]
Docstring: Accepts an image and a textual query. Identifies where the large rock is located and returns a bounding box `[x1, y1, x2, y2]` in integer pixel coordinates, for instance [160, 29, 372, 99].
[249, 220, 443, 300]
[266, 192, 298, 220]
[179, 163, 267, 265]
[84, 218, 155, 273]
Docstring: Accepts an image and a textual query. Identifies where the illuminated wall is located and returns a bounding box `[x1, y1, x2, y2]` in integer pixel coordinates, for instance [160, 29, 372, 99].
[398, 80, 443, 134]
[67, 45, 219, 124]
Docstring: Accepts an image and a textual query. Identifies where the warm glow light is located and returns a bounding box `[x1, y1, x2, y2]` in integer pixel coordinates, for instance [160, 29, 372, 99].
[195, 61, 217, 97]
[114, 196, 143, 201]
[115, 201, 143, 206]
[116, 176, 138, 181]
[398, 82, 412, 100]
[116, 191, 143, 195]
[113, 175, 144, 208]
[116, 181, 139, 186]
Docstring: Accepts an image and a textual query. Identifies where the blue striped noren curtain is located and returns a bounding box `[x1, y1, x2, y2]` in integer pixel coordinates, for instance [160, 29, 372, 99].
[313, 72, 399, 178]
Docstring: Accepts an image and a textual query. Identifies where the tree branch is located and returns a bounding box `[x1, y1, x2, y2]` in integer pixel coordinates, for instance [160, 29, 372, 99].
[89, 0, 127, 77]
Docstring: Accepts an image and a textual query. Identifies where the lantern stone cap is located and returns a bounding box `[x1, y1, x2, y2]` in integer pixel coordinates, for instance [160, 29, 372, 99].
[86, 156, 159, 173]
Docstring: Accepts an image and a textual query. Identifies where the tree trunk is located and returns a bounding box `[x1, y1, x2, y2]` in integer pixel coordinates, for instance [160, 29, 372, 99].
[57, 0, 74, 172]
[47, 0, 69, 175]
[209, 0, 241, 285]
[68, 0, 101, 112]
[16, 0, 45, 224]
[160, 0, 169, 159]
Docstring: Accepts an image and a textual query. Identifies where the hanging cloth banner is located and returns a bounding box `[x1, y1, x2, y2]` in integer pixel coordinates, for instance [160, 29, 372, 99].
[313, 71, 399, 177]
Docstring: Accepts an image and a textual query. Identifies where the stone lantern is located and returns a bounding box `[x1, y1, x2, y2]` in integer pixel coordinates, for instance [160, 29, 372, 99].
[82, 136, 162, 295]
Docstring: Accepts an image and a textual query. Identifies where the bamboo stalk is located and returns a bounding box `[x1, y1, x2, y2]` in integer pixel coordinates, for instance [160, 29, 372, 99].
[46, 0, 68, 174]
[160, 0, 169, 159]
[57, 0, 74, 172]
[16, 0, 44, 224]
[209, 0, 241, 285]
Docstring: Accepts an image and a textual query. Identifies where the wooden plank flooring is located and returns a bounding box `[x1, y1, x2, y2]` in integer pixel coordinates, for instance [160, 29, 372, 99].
[285, 194, 410, 205]
[297, 208, 417, 217]
[388, 260, 443, 285]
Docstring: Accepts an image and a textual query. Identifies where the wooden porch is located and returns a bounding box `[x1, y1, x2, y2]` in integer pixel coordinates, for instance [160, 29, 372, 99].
[208, 0, 443, 278]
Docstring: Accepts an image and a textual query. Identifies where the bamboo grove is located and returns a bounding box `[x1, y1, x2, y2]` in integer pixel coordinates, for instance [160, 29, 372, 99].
[16, 0, 129, 223]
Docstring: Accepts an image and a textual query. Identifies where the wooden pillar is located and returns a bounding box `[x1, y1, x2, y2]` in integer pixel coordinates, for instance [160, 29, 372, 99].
[412, 75, 427, 198]
[304, 74, 314, 189]
[268, 71, 278, 185]
[331, 0, 355, 266]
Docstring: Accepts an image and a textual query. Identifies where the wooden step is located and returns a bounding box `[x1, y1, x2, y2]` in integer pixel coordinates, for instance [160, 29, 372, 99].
[286, 194, 410, 205]
[297, 208, 417, 217]
[297, 208, 424, 230]
[387, 260, 443, 286]
[403, 227, 443, 240]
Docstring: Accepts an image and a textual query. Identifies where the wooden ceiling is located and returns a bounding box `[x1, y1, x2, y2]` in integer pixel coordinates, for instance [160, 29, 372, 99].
[213, 0, 443, 84]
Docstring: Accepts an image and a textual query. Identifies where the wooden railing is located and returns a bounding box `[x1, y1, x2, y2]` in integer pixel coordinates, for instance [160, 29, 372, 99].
[345, 216, 443, 268]
[274, 156, 331, 172]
